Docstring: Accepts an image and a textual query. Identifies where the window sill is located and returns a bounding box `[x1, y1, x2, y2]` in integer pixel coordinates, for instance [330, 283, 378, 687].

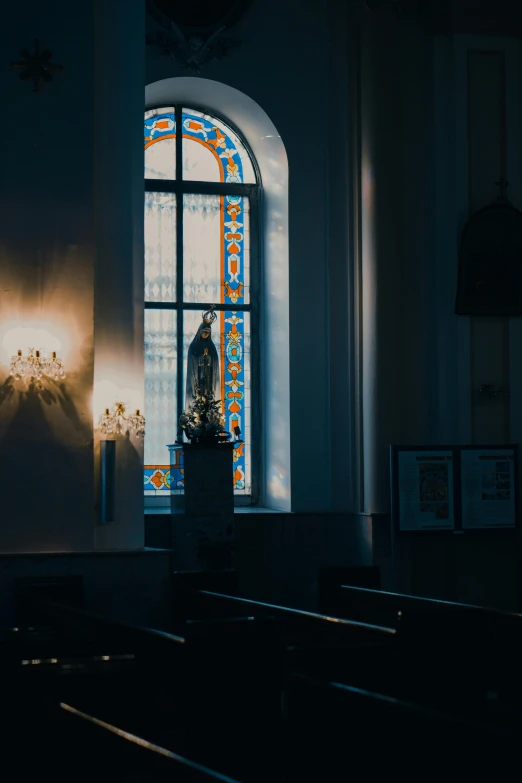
[145, 506, 284, 515]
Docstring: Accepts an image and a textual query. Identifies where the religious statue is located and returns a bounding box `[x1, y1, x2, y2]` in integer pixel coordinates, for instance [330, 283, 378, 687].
[185, 305, 220, 409]
[179, 305, 230, 444]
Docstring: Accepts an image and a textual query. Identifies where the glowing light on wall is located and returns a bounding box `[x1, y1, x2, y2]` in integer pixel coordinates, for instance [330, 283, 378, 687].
[92, 379, 144, 428]
[9, 348, 65, 381]
[1, 325, 67, 383]
[99, 402, 145, 438]
[1, 325, 68, 359]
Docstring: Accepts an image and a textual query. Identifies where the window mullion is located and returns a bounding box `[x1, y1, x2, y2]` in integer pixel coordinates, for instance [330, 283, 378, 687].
[145, 301, 251, 312]
[176, 105, 184, 424]
[180, 181, 255, 197]
[145, 180, 254, 197]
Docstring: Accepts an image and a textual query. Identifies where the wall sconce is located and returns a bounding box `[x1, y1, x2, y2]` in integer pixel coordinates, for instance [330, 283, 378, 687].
[97, 402, 144, 524]
[98, 401, 145, 438]
[9, 348, 65, 381]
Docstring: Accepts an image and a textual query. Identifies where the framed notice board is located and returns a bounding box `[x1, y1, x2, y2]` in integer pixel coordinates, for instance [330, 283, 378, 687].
[390, 444, 519, 533]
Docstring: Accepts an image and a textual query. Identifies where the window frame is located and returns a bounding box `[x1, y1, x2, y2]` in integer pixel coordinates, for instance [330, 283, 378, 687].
[144, 103, 262, 504]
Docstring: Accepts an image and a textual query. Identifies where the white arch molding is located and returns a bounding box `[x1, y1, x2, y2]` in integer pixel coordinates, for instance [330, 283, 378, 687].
[145, 77, 291, 510]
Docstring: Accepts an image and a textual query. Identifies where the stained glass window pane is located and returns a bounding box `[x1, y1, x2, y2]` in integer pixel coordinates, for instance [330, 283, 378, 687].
[145, 192, 176, 303]
[143, 105, 256, 499]
[144, 109, 176, 180]
[183, 137, 221, 182]
[145, 138, 176, 180]
[182, 108, 256, 184]
[183, 194, 250, 305]
[144, 309, 177, 496]
[225, 310, 251, 494]
[224, 195, 250, 307]
[182, 309, 251, 494]
[183, 194, 221, 303]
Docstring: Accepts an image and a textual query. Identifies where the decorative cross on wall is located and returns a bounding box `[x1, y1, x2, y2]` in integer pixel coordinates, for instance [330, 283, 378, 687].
[10, 39, 62, 93]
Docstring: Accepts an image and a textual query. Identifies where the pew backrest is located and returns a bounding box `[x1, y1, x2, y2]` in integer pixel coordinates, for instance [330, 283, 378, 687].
[284, 673, 514, 777]
[195, 589, 397, 642]
[338, 585, 522, 640]
[60, 701, 244, 782]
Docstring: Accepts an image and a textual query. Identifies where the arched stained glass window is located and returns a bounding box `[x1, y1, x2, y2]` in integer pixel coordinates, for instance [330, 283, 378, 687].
[143, 106, 258, 500]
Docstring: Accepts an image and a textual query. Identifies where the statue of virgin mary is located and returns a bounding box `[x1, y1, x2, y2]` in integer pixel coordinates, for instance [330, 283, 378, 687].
[185, 305, 221, 409]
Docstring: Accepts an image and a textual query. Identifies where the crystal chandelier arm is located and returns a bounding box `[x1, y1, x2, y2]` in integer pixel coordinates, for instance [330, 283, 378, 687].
[8, 348, 65, 381]
[98, 402, 145, 438]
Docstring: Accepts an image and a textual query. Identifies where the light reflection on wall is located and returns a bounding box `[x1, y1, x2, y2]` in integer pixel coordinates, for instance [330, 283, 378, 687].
[92, 378, 144, 426]
[362, 164, 374, 209]
[0, 323, 71, 366]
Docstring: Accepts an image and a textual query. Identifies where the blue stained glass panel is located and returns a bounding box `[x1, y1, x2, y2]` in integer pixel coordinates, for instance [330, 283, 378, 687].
[224, 310, 251, 493]
[182, 108, 256, 184]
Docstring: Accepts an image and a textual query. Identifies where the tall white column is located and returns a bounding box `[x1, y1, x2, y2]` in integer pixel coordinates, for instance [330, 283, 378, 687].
[93, 0, 145, 549]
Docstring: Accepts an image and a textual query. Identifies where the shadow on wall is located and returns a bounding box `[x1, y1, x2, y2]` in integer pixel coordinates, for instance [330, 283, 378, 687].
[0, 374, 94, 551]
[0, 377, 15, 406]
[0, 376, 90, 427]
[0, 330, 94, 427]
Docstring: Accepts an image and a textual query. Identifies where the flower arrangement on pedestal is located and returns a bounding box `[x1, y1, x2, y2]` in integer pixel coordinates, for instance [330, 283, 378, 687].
[179, 383, 230, 445]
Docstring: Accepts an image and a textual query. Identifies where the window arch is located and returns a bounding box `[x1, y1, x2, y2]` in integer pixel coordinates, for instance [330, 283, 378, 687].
[143, 105, 259, 500]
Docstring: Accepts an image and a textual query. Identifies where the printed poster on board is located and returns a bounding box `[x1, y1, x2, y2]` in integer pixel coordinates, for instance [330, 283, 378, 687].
[461, 449, 516, 529]
[397, 450, 455, 530]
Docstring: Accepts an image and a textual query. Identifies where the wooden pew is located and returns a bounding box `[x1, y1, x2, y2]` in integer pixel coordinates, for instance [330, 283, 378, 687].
[283, 673, 515, 779]
[333, 585, 522, 675]
[172, 587, 398, 648]
[24, 588, 519, 779]
[312, 585, 522, 724]
[182, 588, 522, 732]
[5, 597, 283, 783]
[333, 584, 522, 631]
[7, 698, 244, 783]
[285, 631, 522, 729]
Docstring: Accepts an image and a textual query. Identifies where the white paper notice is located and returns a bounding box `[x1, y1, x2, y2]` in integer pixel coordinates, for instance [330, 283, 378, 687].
[461, 449, 516, 529]
[397, 451, 454, 530]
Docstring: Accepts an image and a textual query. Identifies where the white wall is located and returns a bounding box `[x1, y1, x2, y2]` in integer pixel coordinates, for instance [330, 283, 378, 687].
[0, 1, 96, 551]
[0, 0, 145, 552]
